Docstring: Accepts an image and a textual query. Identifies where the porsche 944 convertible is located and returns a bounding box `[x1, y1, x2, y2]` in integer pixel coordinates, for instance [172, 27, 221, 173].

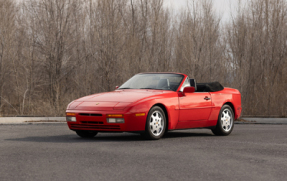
[66, 73, 241, 140]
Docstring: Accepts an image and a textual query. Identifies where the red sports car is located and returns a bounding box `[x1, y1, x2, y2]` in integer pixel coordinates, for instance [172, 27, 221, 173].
[66, 73, 241, 140]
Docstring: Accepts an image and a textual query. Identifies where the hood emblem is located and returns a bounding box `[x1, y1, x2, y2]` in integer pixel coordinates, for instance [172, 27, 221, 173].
[96, 103, 100, 105]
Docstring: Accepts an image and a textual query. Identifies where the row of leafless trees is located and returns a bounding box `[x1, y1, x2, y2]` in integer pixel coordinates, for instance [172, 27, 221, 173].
[0, 0, 286, 117]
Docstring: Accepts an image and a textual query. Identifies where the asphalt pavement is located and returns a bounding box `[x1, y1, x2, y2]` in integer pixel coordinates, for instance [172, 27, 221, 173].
[1, 117, 287, 124]
[0, 124, 287, 181]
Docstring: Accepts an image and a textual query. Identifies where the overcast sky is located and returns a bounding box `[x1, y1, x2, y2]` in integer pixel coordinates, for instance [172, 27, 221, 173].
[164, 0, 248, 22]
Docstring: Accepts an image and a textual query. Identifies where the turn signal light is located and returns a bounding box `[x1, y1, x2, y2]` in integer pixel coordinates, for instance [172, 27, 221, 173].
[135, 113, 146, 117]
[66, 113, 76, 116]
[106, 114, 123, 118]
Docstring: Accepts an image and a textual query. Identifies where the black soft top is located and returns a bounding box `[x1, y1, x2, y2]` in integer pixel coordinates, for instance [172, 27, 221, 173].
[196, 82, 224, 92]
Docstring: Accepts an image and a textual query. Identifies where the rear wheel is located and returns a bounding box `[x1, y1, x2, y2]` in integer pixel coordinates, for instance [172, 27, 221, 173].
[142, 106, 166, 140]
[76, 130, 98, 138]
[212, 105, 234, 136]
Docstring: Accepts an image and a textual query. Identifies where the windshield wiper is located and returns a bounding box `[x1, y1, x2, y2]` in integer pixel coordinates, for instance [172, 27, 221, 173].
[120, 87, 166, 90]
[140, 88, 164, 90]
[118, 87, 131, 89]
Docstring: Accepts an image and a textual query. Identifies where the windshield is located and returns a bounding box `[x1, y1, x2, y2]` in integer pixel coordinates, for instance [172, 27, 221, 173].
[119, 74, 184, 91]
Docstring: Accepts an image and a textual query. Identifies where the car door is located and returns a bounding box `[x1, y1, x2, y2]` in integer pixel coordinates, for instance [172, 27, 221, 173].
[179, 92, 212, 122]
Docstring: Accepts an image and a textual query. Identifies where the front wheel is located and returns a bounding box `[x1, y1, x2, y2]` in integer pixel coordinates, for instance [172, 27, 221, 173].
[142, 106, 167, 140]
[212, 105, 234, 136]
[76, 130, 98, 138]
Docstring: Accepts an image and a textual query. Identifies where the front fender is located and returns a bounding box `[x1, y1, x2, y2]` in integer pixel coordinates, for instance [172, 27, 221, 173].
[127, 95, 179, 130]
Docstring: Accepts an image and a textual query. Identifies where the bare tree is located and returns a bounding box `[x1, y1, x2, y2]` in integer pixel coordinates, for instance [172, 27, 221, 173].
[0, 0, 286, 117]
[174, 0, 225, 82]
[0, 0, 18, 115]
[227, 0, 287, 116]
[24, 0, 83, 115]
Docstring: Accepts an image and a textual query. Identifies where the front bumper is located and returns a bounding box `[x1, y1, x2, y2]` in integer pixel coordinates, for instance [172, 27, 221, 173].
[66, 110, 147, 132]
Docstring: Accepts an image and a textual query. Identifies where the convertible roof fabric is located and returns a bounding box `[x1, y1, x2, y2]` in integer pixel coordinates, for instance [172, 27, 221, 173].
[196, 82, 224, 92]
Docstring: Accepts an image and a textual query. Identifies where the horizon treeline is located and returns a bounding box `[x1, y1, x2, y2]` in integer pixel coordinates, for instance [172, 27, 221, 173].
[0, 0, 286, 117]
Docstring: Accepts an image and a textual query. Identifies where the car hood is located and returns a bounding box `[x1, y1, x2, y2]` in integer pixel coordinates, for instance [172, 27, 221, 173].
[67, 89, 168, 110]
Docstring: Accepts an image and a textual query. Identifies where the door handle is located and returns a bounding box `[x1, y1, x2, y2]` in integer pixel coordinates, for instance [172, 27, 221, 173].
[204, 97, 211, 100]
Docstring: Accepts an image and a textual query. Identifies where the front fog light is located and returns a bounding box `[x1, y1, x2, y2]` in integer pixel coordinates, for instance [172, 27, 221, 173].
[66, 116, 76, 122]
[116, 118, 125, 123]
[107, 118, 125, 123]
[108, 118, 116, 123]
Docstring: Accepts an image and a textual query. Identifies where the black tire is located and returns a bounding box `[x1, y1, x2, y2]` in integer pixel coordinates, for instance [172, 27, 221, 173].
[76, 130, 98, 138]
[142, 106, 167, 140]
[212, 105, 234, 136]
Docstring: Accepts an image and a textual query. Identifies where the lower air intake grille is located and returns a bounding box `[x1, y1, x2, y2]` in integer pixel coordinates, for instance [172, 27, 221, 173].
[81, 121, 103, 124]
[70, 124, 120, 130]
[79, 113, 102, 117]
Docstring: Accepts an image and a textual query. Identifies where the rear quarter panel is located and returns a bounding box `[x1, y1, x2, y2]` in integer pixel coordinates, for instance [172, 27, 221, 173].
[208, 88, 242, 126]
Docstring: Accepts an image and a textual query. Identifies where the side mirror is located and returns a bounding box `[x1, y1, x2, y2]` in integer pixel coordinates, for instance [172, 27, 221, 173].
[115, 86, 119, 90]
[182, 86, 195, 96]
